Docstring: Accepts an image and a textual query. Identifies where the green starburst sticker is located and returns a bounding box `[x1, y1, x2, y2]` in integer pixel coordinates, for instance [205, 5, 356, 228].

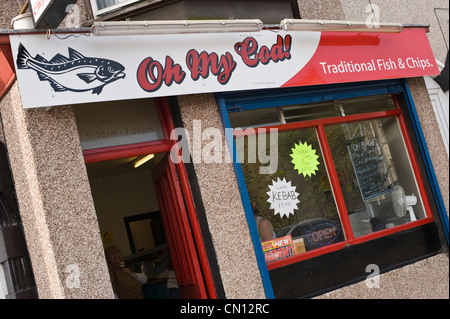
[290, 141, 320, 177]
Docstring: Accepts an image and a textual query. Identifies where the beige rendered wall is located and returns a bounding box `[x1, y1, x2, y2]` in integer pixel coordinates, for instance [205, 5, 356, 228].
[0, 83, 114, 299]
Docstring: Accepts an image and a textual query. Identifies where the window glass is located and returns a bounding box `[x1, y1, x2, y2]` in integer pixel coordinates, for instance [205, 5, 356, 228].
[229, 107, 281, 128]
[340, 94, 396, 116]
[92, 0, 141, 16]
[236, 127, 345, 256]
[96, 0, 135, 11]
[325, 117, 427, 237]
[281, 94, 395, 124]
[281, 101, 338, 123]
[231, 94, 396, 127]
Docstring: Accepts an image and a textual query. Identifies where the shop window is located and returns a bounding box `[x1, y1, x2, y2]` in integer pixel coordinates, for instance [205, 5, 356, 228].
[91, 0, 142, 16]
[232, 93, 430, 247]
[219, 80, 445, 298]
[233, 93, 430, 247]
[92, 0, 299, 23]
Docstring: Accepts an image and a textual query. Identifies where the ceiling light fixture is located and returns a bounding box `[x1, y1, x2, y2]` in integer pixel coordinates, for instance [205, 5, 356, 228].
[280, 19, 403, 33]
[91, 19, 264, 36]
[133, 154, 154, 168]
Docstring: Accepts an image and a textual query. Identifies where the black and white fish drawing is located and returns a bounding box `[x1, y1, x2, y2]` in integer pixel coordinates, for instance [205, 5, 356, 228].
[16, 43, 126, 95]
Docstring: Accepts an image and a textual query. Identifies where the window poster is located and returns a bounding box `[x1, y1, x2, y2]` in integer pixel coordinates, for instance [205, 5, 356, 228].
[266, 177, 300, 218]
[290, 141, 320, 177]
[261, 235, 294, 263]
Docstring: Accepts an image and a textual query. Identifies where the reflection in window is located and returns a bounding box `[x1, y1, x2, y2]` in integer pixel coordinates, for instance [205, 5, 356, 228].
[282, 101, 338, 123]
[97, 0, 129, 10]
[229, 107, 281, 128]
[228, 94, 395, 128]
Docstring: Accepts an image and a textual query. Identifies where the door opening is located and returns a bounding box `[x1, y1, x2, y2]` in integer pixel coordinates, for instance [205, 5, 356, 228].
[85, 151, 207, 299]
[76, 97, 216, 299]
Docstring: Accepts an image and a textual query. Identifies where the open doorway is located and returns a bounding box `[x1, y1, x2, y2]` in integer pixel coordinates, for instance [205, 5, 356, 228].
[86, 153, 168, 299]
[75, 97, 215, 299]
[86, 151, 207, 299]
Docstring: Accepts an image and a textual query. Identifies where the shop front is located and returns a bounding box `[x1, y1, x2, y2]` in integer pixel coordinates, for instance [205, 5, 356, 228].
[1, 20, 448, 299]
[219, 79, 447, 298]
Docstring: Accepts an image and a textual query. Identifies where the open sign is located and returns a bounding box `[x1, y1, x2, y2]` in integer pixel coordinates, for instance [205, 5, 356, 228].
[305, 221, 343, 248]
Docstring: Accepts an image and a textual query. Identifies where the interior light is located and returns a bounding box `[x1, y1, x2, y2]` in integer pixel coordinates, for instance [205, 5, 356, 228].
[280, 19, 403, 33]
[91, 19, 264, 36]
[134, 154, 154, 168]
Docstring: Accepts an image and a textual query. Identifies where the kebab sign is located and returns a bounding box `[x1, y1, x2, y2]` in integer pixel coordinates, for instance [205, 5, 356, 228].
[266, 177, 300, 218]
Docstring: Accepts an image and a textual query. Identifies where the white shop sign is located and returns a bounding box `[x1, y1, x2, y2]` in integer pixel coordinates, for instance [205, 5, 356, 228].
[9, 28, 438, 109]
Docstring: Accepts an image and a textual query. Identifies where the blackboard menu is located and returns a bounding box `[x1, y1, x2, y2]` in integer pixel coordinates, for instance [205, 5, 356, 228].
[346, 136, 393, 201]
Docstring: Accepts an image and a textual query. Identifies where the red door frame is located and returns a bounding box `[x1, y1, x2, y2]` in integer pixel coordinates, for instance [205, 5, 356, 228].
[83, 97, 217, 299]
[1, 35, 16, 101]
[152, 154, 207, 298]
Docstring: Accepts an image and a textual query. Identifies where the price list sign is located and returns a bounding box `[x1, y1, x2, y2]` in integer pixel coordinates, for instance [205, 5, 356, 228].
[346, 136, 393, 201]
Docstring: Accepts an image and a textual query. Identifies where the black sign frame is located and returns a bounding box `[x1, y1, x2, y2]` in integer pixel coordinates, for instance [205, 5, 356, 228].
[30, 0, 78, 29]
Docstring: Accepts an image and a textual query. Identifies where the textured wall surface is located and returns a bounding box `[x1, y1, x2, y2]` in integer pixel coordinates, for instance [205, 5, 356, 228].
[316, 254, 449, 299]
[297, 0, 346, 20]
[0, 83, 113, 299]
[0, 0, 28, 29]
[177, 94, 266, 299]
[408, 77, 449, 214]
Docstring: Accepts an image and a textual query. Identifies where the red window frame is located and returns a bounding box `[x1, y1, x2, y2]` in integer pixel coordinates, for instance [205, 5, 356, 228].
[233, 93, 435, 271]
[82, 97, 217, 298]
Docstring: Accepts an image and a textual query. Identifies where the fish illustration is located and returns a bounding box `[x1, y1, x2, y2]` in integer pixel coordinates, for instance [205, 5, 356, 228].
[16, 43, 126, 95]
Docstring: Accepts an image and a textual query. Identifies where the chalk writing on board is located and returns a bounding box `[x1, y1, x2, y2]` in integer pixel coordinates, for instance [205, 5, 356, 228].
[346, 136, 393, 201]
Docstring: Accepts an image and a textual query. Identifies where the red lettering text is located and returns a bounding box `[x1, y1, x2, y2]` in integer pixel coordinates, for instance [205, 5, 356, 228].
[137, 56, 185, 92]
[234, 35, 292, 68]
[311, 226, 338, 242]
[186, 49, 237, 85]
[264, 246, 293, 262]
